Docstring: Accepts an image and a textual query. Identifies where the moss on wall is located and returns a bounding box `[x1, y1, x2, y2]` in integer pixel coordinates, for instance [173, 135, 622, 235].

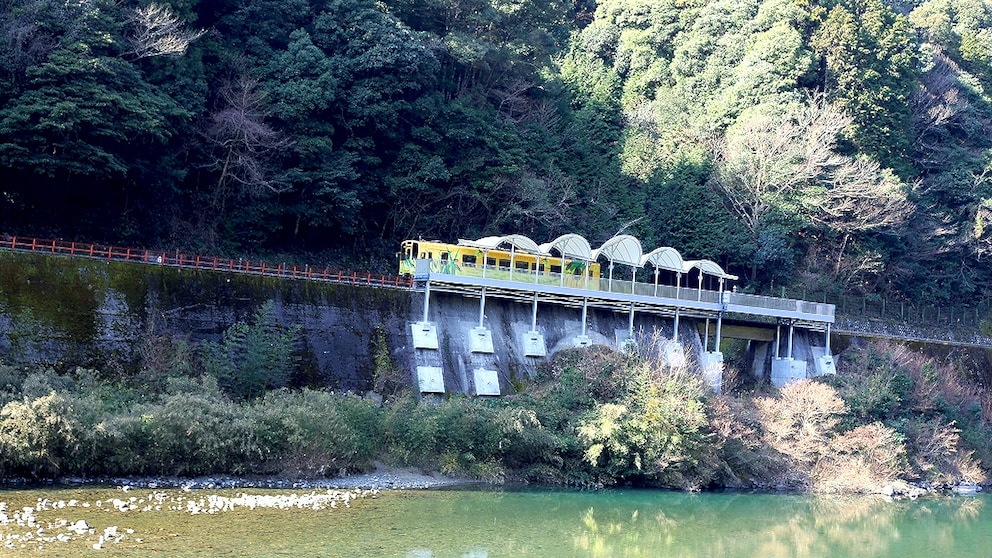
[0, 252, 101, 341]
[0, 251, 416, 391]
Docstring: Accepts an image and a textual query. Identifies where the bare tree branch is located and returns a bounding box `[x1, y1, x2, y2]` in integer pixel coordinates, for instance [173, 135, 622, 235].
[708, 92, 850, 238]
[809, 159, 913, 234]
[205, 75, 293, 205]
[127, 3, 206, 60]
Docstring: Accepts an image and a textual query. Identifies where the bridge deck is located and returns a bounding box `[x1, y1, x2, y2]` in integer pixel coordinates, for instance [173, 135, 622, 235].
[421, 265, 834, 328]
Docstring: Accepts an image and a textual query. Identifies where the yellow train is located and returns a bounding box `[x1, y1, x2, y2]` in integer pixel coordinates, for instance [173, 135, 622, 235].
[399, 238, 601, 286]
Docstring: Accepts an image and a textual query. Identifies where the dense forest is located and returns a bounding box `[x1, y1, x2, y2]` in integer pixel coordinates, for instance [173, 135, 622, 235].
[2, 0, 992, 303]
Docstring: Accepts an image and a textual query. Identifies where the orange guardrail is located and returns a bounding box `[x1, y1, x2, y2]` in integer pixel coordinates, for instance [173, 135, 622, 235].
[0, 235, 413, 290]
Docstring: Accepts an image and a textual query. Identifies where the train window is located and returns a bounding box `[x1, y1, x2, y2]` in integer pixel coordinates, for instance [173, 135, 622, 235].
[550, 265, 562, 274]
[462, 255, 477, 265]
[412, 242, 419, 257]
[486, 257, 496, 267]
[498, 259, 510, 268]
[427, 252, 433, 259]
[515, 260, 529, 270]
[538, 264, 545, 272]
[440, 252, 449, 261]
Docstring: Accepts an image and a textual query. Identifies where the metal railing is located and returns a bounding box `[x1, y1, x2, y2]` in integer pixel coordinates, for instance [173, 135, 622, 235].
[423, 258, 836, 321]
[0, 235, 413, 290]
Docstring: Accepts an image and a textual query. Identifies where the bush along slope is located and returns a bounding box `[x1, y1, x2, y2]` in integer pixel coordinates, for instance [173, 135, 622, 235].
[1, 326, 990, 493]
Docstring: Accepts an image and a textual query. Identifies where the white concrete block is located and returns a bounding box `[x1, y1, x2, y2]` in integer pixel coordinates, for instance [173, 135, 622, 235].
[615, 329, 637, 352]
[815, 354, 836, 376]
[469, 326, 494, 353]
[523, 331, 546, 357]
[700, 351, 723, 394]
[411, 322, 439, 350]
[771, 357, 808, 387]
[664, 341, 687, 369]
[417, 366, 445, 393]
[473, 368, 500, 396]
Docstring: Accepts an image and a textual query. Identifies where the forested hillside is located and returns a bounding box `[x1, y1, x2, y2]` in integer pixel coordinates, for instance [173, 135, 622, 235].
[2, 0, 991, 304]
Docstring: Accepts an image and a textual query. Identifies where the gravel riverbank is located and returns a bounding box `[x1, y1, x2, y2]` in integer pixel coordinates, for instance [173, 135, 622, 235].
[1, 467, 479, 551]
[34, 466, 479, 492]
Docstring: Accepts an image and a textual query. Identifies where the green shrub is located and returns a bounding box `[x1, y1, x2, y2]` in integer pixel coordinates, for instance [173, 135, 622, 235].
[380, 393, 440, 466]
[491, 407, 563, 473]
[201, 301, 300, 400]
[128, 380, 247, 476]
[571, 345, 710, 488]
[20, 368, 78, 400]
[248, 389, 381, 476]
[370, 324, 405, 396]
[0, 392, 81, 479]
[829, 345, 911, 423]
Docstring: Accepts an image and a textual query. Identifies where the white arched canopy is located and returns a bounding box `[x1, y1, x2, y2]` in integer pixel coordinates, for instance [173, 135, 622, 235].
[539, 234, 592, 261]
[593, 235, 643, 267]
[458, 234, 545, 255]
[593, 235, 643, 292]
[683, 259, 738, 300]
[540, 234, 593, 287]
[641, 247, 685, 296]
[640, 247, 684, 272]
[681, 259, 738, 281]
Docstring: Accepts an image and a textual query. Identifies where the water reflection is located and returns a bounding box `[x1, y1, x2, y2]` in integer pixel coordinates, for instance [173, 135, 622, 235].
[562, 491, 987, 558]
[1, 486, 989, 557]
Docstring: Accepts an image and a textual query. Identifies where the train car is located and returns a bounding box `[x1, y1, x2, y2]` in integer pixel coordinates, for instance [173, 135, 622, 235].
[399, 239, 600, 286]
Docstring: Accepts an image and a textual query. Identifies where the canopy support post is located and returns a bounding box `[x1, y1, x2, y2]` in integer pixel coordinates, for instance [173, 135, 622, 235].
[628, 302, 635, 337]
[422, 278, 431, 322]
[531, 293, 539, 331]
[478, 287, 486, 328]
[715, 312, 723, 353]
[581, 298, 588, 337]
[509, 246, 515, 281]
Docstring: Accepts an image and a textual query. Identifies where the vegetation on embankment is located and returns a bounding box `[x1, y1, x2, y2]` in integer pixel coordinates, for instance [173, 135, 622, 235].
[1, 315, 989, 493]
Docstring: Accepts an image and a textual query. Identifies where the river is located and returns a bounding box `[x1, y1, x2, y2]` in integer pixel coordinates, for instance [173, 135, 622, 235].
[2, 485, 990, 556]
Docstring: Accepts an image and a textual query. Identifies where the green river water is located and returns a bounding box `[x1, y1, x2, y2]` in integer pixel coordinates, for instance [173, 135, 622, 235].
[2, 486, 991, 557]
